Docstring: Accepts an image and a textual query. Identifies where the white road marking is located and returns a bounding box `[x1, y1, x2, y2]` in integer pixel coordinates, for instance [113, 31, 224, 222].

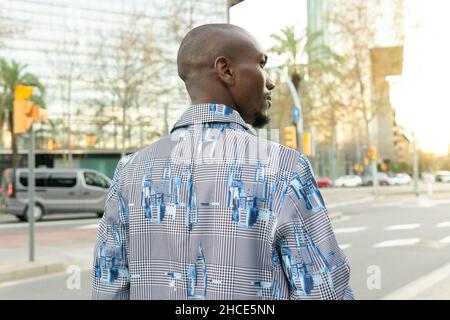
[437, 222, 450, 228]
[384, 224, 420, 231]
[438, 236, 450, 244]
[382, 262, 450, 300]
[76, 224, 100, 230]
[373, 238, 421, 248]
[327, 196, 374, 209]
[334, 227, 367, 234]
[415, 197, 435, 208]
[339, 244, 352, 250]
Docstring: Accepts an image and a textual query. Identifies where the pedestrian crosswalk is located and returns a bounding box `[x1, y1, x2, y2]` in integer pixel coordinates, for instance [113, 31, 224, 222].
[333, 219, 450, 250]
[75, 220, 450, 251]
[334, 226, 367, 234]
[439, 236, 450, 244]
[373, 238, 421, 248]
[437, 221, 450, 228]
[384, 224, 420, 231]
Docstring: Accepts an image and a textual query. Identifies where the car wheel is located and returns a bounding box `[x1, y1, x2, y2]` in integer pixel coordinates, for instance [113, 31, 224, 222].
[22, 203, 44, 222]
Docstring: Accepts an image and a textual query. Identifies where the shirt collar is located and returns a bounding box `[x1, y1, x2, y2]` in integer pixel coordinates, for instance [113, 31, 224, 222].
[170, 103, 251, 133]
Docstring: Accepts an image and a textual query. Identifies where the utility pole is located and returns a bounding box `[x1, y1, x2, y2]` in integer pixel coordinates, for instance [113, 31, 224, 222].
[368, 146, 379, 196]
[267, 67, 304, 151]
[13, 84, 47, 262]
[28, 124, 35, 262]
[412, 131, 420, 197]
[163, 102, 169, 135]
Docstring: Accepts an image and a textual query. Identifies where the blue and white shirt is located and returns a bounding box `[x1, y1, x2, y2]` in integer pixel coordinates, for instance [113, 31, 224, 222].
[92, 103, 354, 300]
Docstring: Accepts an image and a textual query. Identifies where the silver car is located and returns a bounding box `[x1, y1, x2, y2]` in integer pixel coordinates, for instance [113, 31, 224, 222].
[0, 168, 111, 221]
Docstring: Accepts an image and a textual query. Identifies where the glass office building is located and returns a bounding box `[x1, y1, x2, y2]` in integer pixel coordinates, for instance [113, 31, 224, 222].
[0, 0, 228, 175]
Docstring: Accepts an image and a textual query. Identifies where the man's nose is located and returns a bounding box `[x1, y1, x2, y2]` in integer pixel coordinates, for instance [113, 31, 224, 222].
[266, 76, 275, 91]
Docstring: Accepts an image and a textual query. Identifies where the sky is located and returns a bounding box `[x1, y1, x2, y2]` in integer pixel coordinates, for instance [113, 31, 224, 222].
[230, 0, 450, 155]
[389, 0, 450, 155]
[230, 0, 307, 67]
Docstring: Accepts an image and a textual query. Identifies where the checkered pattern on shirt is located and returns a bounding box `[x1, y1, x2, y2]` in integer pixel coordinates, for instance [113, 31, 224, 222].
[92, 103, 354, 300]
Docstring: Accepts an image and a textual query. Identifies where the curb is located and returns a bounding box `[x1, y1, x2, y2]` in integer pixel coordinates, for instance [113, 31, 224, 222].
[0, 260, 66, 284]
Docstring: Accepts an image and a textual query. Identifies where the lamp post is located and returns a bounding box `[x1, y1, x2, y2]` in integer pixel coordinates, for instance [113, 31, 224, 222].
[412, 131, 420, 197]
[266, 66, 304, 151]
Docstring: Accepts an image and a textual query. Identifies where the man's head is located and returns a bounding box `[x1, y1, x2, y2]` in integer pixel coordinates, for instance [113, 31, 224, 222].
[177, 24, 275, 128]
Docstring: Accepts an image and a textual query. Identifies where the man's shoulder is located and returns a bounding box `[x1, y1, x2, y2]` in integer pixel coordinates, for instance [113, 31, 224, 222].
[116, 135, 171, 170]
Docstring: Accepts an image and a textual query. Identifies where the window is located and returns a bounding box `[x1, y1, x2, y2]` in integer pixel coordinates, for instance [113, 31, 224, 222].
[48, 173, 77, 188]
[19, 172, 48, 187]
[84, 172, 109, 189]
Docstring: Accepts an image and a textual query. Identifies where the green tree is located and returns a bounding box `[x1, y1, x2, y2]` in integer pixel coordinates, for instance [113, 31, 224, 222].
[0, 59, 45, 168]
[269, 26, 340, 93]
[268, 26, 344, 177]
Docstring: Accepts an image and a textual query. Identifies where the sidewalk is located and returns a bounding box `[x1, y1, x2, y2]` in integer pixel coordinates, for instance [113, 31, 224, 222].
[0, 259, 65, 283]
[0, 243, 94, 284]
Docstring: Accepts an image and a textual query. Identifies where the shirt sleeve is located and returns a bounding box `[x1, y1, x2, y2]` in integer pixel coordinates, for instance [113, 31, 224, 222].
[92, 157, 130, 300]
[276, 153, 354, 300]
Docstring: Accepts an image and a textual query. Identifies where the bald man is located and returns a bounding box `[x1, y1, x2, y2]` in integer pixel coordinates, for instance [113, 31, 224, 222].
[92, 24, 353, 300]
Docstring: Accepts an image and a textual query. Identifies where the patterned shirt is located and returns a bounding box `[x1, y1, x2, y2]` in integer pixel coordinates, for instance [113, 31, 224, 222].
[92, 103, 354, 300]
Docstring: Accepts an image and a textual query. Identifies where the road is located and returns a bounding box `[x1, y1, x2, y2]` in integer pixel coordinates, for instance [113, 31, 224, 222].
[331, 193, 450, 299]
[1, 184, 450, 299]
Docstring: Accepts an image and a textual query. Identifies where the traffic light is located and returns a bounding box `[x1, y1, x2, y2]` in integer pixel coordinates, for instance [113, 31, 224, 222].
[368, 146, 377, 160]
[283, 126, 297, 149]
[302, 132, 312, 156]
[14, 100, 34, 134]
[15, 84, 33, 102]
[354, 163, 364, 173]
[380, 163, 388, 172]
[13, 84, 47, 134]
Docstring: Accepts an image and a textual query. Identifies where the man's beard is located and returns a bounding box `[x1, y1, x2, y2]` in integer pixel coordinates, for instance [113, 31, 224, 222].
[253, 111, 270, 128]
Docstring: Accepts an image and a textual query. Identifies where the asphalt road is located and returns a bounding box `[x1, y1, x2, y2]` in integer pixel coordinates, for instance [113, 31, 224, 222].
[1, 184, 449, 299]
[332, 193, 450, 299]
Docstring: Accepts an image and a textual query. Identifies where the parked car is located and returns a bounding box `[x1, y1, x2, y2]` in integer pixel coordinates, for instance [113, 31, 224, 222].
[315, 176, 333, 188]
[0, 168, 111, 222]
[363, 172, 390, 186]
[387, 173, 412, 186]
[435, 171, 450, 183]
[334, 175, 362, 187]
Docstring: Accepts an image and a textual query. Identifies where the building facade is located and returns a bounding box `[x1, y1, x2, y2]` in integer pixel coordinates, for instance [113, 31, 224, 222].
[0, 0, 228, 177]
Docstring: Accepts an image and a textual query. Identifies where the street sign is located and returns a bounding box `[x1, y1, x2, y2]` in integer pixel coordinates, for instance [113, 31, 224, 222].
[292, 106, 300, 125]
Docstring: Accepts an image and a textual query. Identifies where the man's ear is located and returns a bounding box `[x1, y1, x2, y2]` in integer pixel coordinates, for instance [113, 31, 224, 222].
[214, 56, 235, 86]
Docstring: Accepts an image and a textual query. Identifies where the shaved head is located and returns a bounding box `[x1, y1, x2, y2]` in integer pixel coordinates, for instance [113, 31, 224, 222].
[176, 23, 275, 128]
[177, 24, 257, 82]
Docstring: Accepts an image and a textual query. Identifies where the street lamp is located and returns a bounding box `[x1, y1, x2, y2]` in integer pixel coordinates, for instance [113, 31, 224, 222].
[412, 131, 420, 197]
[266, 66, 304, 150]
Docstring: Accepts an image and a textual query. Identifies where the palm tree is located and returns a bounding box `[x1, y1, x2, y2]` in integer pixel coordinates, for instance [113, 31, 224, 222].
[269, 26, 344, 129]
[269, 26, 343, 176]
[269, 26, 341, 93]
[0, 58, 45, 168]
